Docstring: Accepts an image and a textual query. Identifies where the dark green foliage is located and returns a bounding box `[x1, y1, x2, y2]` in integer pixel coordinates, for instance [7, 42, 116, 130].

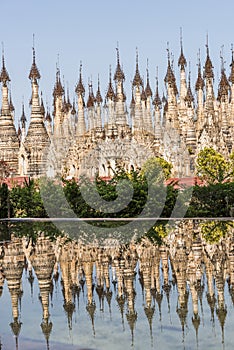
[1, 175, 233, 220]
[186, 182, 234, 217]
[0, 221, 11, 241]
[0, 168, 233, 246]
[199, 220, 233, 243]
[9, 178, 47, 218]
[0, 183, 9, 218]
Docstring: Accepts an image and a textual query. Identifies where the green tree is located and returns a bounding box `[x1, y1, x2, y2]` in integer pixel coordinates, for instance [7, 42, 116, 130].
[196, 147, 234, 184]
[141, 157, 172, 183]
[186, 182, 234, 217]
[0, 183, 10, 218]
[10, 178, 47, 218]
[200, 220, 233, 243]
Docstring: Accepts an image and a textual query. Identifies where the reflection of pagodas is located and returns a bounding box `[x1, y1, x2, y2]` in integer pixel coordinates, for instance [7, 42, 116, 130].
[1, 235, 24, 350]
[82, 248, 96, 335]
[137, 240, 155, 341]
[123, 249, 138, 346]
[214, 248, 227, 345]
[30, 233, 56, 349]
[59, 242, 76, 330]
[227, 233, 234, 304]
[0, 264, 5, 298]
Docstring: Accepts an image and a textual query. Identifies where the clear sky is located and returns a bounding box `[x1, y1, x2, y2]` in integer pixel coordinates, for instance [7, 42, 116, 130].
[1, 0, 234, 123]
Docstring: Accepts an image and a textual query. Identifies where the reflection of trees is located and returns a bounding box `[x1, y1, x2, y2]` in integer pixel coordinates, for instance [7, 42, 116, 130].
[0, 219, 234, 348]
[200, 220, 234, 243]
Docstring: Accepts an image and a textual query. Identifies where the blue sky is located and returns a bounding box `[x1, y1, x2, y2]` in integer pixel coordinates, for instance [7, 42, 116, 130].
[1, 0, 234, 122]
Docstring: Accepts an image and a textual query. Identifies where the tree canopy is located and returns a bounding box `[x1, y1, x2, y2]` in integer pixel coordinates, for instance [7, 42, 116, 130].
[140, 156, 172, 183]
[196, 147, 234, 184]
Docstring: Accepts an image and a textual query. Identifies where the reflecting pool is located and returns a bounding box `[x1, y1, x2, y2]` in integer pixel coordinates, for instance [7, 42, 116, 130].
[0, 219, 233, 349]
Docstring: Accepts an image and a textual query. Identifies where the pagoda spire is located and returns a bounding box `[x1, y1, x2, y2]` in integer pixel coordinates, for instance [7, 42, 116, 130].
[106, 65, 115, 101]
[132, 48, 143, 87]
[24, 42, 50, 176]
[218, 51, 230, 103]
[195, 50, 204, 91]
[9, 90, 15, 114]
[132, 48, 144, 133]
[86, 80, 95, 131]
[0, 46, 19, 174]
[153, 69, 163, 141]
[95, 75, 103, 129]
[178, 28, 187, 103]
[28, 44, 42, 116]
[228, 44, 234, 125]
[195, 50, 204, 132]
[203, 35, 215, 118]
[144, 60, 153, 133]
[204, 34, 214, 80]
[105, 65, 116, 132]
[114, 44, 125, 82]
[28, 35, 41, 81]
[53, 64, 64, 137]
[185, 67, 194, 108]
[75, 61, 85, 96]
[53, 66, 64, 98]
[0, 45, 11, 114]
[76, 62, 86, 136]
[164, 44, 179, 129]
[114, 45, 126, 126]
[145, 61, 152, 98]
[218, 50, 230, 131]
[41, 318, 52, 350]
[0, 44, 10, 86]
[153, 68, 161, 109]
[164, 44, 178, 96]
[229, 44, 234, 84]
[86, 81, 95, 108]
[95, 75, 103, 105]
[178, 28, 187, 71]
[20, 102, 27, 141]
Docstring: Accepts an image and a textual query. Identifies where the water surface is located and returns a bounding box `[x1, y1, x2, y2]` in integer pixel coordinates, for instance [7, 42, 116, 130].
[0, 219, 233, 349]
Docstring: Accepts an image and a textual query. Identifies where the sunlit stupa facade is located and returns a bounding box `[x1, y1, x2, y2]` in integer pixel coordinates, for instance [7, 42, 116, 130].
[0, 39, 234, 180]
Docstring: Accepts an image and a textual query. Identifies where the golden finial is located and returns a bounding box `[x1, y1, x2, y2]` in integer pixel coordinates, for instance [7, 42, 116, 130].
[79, 61, 82, 77]
[116, 42, 120, 65]
[206, 32, 209, 56]
[32, 33, 36, 63]
[188, 61, 191, 83]
[229, 43, 234, 83]
[178, 28, 187, 69]
[114, 44, 125, 81]
[1, 42, 4, 66]
[197, 48, 201, 66]
[195, 49, 204, 91]
[156, 66, 158, 86]
[75, 61, 85, 95]
[29, 33, 40, 80]
[166, 42, 170, 63]
[56, 53, 60, 74]
[180, 27, 183, 49]
[0, 41, 10, 84]
[171, 52, 174, 70]
[220, 46, 225, 71]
